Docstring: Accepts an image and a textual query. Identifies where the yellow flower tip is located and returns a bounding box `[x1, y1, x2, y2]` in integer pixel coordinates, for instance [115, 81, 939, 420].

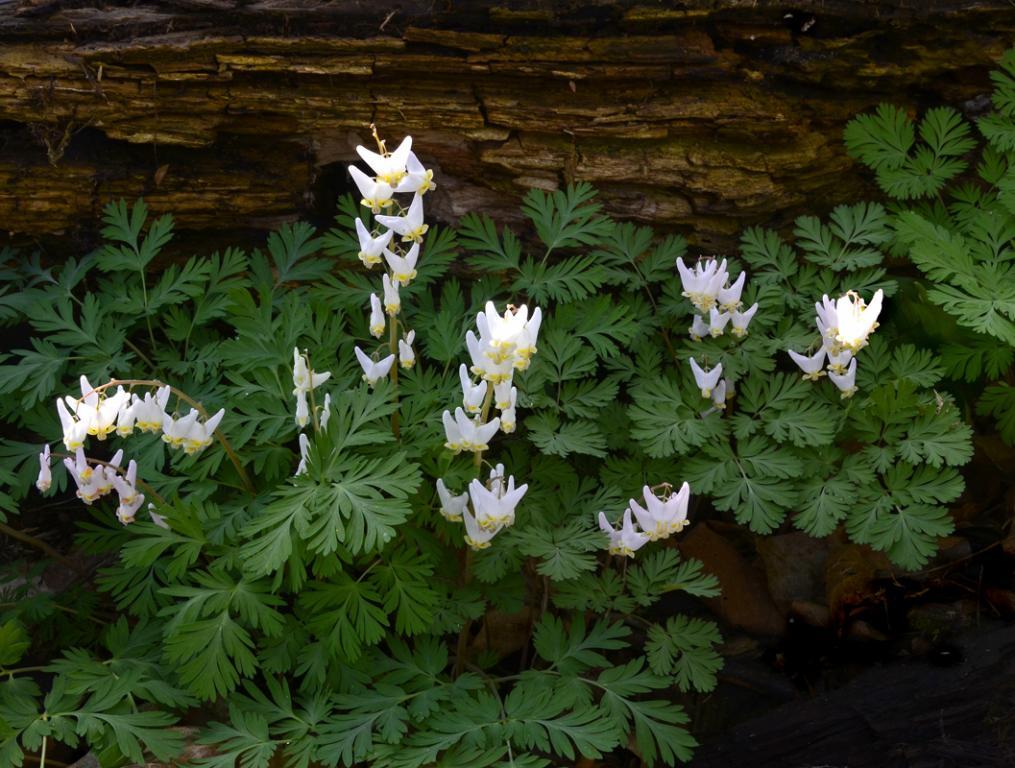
[446, 513, 463, 523]
[731, 328, 747, 338]
[466, 539, 491, 551]
[701, 388, 712, 398]
[709, 329, 724, 338]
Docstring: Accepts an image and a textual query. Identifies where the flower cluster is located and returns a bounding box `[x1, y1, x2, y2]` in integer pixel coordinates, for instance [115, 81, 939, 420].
[437, 465, 529, 550]
[41, 376, 222, 525]
[677, 257, 758, 412]
[290, 348, 333, 476]
[444, 302, 541, 449]
[292, 348, 331, 428]
[788, 289, 884, 398]
[350, 131, 433, 387]
[599, 483, 691, 558]
[438, 301, 541, 550]
[678, 257, 759, 338]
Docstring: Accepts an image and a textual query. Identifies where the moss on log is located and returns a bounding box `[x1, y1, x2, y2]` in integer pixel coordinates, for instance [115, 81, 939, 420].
[1, 0, 1013, 246]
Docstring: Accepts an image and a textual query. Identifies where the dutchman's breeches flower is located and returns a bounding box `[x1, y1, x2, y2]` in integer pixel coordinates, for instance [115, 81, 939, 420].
[834, 289, 883, 352]
[469, 472, 528, 530]
[829, 357, 858, 398]
[730, 303, 758, 337]
[788, 348, 827, 380]
[436, 478, 469, 522]
[36, 444, 52, 492]
[689, 358, 723, 398]
[599, 509, 650, 558]
[376, 193, 429, 244]
[355, 218, 393, 268]
[356, 135, 413, 187]
[354, 347, 396, 387]
[627, 483, 691, 541]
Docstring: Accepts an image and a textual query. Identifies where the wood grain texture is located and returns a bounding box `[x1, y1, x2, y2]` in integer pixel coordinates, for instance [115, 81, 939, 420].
[1, 1, 1012, 245]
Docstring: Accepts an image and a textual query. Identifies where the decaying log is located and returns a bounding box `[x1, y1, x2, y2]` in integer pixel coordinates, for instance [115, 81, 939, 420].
[689, 623, 1015, 767]
[1, 1, 1014, 247]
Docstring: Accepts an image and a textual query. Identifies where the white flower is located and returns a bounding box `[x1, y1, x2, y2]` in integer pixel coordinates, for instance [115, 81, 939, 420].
[514, 307, 542, 369]
[460, 365, 488, 414]
[711, 379, 727, 410]
[814, 295, 839, 347]
[115, 396, 136, 437]
[162, 408, 224, 454]
[36, 444, 51, 492]
[689, 357, 723, 398]
[64, 448, 105, 504]
[399, 330, 416, 369]
[355, 218, 393, 268]
[834, 289, 883, 352]
[369, 293, 385, 339]
[149, 505, 170, 530]
[354, 347, 396, 386]
[56, 398, 88, 451]
[825, 346, 853, 375]
[436, 478, 469, 522]
[493, 381, 515, 411]
[498, 387, 518, 433]
[462, 508, 500, 550]
[394, 151, 436, 196]
[295, 390, 310, 428]
[383, 242, 420, 286]
[676, 257, 728, 313]
[730, 303, 759, 337]
[708, 307, 730, 337]
[689, 314, 709, 341]
[293, 349, 330, 428]
[466, 330, 515, 384]
[382, 273, 401, 316]
[598, 508, 649, 558]
[113, 459, 144, 524]
[293, 348, 331, 393]
[829, 357, 858, 398]
[442, 407, 500, 453]
[356, 135, 413, 187]
[469, 473, 528, 530]
[349, 166, 394, 214]
[628, 483, 690, 541]
[376, 193, 429, 244]
[788, 348, 827, 381]
[96, 449, 122, 496]
[133, 385, 171, 433]
[718, 271, 746, 311]
[65, 377, 130, 441]
[295, 433, 311, 476]
[321, 394, 332, 431]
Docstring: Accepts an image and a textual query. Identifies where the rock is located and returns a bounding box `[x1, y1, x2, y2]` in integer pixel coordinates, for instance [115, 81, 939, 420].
[679, 522, 786, 637]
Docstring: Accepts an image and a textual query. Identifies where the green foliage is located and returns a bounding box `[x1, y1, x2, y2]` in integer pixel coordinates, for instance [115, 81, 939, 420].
[7, 54, 1009, 759]
[845, 48, 1015, 446]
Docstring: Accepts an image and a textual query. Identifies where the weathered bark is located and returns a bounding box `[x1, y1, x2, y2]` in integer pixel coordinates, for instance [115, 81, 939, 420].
[1, 1, 1013, 247]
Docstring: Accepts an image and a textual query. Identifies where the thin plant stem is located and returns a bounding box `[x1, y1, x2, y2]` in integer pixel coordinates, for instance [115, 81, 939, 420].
[388, 314, 401, 438]
[0, 523, 82, 574]
[453, 547, 473, 679]
[38, 735, 47, 768]
[472, 385, 495, 471]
